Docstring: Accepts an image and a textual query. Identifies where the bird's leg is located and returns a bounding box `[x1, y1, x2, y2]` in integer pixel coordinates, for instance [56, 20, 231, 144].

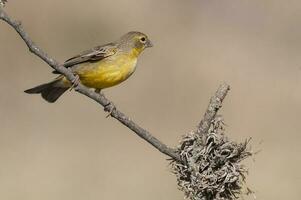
[95, 89, 101, 93]
[104, 101, 116, 118]
[69, 74, 80, 91]
[95, 89, 115, 117]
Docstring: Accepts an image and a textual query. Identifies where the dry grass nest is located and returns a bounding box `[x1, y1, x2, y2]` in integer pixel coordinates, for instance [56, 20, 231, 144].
[171, 116, 253, 200]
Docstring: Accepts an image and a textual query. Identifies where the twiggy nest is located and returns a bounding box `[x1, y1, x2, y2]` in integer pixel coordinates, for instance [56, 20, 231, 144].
[171, 116, 252, 200]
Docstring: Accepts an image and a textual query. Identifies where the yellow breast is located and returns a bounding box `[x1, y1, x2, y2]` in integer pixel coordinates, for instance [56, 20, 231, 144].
[75, 52, 138, 89]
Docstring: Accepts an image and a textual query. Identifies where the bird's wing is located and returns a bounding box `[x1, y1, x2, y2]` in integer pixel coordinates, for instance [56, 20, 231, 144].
[52, 43, 118, 74]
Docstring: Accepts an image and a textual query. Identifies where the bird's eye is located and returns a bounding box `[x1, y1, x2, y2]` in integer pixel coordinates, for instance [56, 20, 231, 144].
[140, 37, 146, 43]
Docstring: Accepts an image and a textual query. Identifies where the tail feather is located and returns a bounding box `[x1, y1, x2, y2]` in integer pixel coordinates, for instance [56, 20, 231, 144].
[25, 79, 68, 103]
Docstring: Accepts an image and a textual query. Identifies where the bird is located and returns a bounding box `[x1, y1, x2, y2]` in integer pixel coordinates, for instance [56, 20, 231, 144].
[24, 31, 153, 103]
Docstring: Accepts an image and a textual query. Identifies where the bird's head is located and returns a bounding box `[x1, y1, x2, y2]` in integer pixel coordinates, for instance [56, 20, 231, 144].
[118, 31, 153, 55]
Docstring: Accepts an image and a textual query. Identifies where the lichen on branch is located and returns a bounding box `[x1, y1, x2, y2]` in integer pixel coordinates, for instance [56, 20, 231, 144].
[171, 116, 252, 200]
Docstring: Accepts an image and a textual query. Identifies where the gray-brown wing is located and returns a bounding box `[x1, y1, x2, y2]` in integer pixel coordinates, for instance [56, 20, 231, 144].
[52, 43, 117, 74]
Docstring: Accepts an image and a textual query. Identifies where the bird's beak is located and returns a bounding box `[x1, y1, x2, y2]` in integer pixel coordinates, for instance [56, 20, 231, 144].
[146, 39, 153, 48]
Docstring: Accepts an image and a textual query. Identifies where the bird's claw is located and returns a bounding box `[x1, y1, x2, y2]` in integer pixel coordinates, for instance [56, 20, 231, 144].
[69, 75, 80, 91]
[104, 102, 116, 118]
[95, 89, 101, 94]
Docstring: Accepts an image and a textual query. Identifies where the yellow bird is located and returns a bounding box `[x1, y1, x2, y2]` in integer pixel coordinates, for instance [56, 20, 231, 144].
[25, 31, 153, 103]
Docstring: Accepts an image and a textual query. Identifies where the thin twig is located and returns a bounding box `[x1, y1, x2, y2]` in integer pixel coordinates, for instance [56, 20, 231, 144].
[196, 83, 230, 135]
[0, 8, 181, 162]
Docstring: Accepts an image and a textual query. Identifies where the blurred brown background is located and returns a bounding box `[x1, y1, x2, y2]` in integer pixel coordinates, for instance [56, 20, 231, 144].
[1, 0, 301, 199]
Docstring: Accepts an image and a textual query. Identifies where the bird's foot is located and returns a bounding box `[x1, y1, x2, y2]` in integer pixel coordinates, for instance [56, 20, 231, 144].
[104, 101, 116, 118]
[69, 74, 80, 91]
[95, 89, 101, 94]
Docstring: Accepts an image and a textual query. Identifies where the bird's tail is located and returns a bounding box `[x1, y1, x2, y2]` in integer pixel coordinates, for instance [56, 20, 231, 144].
[24, 77, 69, 103]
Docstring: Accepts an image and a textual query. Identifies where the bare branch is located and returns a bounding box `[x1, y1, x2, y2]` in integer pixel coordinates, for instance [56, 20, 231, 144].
[196, 83, 230, 136]
[0, 8, 181, 162]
